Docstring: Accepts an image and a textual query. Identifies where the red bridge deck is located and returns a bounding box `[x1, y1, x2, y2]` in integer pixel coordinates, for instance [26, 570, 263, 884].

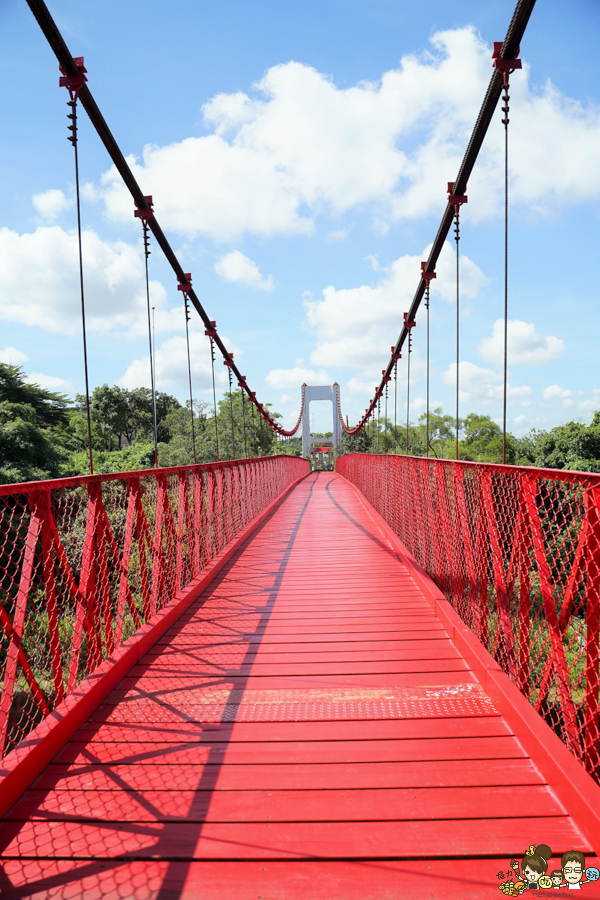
[1, 472, 598, 899]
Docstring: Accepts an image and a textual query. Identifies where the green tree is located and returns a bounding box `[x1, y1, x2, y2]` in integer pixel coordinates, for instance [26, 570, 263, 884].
[210, 392, 277, 460]
[341, 428, 373, 454]
[0, 362, 68, 428]
[67, 442, 156, 476]
[158, 400, 213, 467]
[516, 414, 600, 472]
[157, 391, 280, 466]
[0, 401, 65, 483]
[419, 407, 457, 458]
[74, 385, 181, 453]
[461, 413, 517, 464]
[0, 364, 70, 483]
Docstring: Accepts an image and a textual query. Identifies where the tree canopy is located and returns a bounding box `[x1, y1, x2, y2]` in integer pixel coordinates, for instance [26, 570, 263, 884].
[0, 363, 69, 428]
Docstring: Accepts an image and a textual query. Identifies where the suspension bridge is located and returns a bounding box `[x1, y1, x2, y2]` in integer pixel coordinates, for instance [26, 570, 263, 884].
[2, 0, 600, 897]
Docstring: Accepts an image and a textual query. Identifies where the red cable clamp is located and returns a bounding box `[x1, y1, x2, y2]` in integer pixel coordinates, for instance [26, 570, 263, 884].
[492, 42, 522, 85]
[59, 57, 87, 100]
[223, 353, 234, 368]
[134, 196, 154, 222]
[404, 312, 416, 331]
[391, 345, 402, 361]
[204, 320, 217, 338]
[447, 182, 468, 213]
[237, 377, 247, 388]
[178, 273, 193, 296]
[420, 261, 436, 283]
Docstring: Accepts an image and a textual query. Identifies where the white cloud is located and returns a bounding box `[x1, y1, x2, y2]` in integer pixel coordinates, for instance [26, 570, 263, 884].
[0, 346, 28, 365]
[214, 250, 274, 290]
[305, 241, 485, 371]
[428, 240, 488, 303]
[265, 366, 331, 391]
[513, 415, 526, 427]
[24, 372, 73, 393]
[442, 361, 534, 405]
[0, 226, 175, 337]
[574, 389, 600, 413]
[32, 189, 72, 222]
[542, 384, 580, 400]
[478, 319, 564, 366]
[92, 28, 600, 241]
[120, 330, 237, 392]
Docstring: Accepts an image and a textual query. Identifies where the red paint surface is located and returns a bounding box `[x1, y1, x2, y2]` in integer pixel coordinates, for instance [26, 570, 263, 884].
[2, 472, 599, 899]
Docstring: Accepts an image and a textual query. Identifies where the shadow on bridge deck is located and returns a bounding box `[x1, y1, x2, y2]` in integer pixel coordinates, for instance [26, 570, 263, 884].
[0, 472, 598, 899]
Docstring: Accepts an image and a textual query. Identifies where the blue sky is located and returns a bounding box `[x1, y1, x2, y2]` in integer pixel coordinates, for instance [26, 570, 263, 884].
[1, 0, 600, 435]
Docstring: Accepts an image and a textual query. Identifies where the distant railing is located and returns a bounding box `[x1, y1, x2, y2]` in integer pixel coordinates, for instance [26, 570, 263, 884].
[337, 452, 600, 779]
[0, 456, 308, 758]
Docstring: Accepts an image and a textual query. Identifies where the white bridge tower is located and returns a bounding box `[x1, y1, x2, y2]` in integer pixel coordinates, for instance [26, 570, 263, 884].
[300, 384, 342, 459]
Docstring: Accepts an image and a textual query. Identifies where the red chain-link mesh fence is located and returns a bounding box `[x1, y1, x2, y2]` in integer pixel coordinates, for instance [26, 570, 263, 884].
[0, 456, 307, 759]
[337, 452, 600, 779]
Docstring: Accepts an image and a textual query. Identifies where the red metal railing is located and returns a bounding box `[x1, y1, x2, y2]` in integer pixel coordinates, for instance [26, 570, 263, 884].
[337, 453, 600, 779]
[0, 456, 308, 759]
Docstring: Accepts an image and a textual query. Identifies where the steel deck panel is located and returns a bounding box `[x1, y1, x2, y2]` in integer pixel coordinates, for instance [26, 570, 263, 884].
[2, 472, 595, 899]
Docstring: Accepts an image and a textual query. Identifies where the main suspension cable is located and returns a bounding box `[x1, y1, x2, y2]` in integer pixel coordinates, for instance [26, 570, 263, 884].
[60, 60, 93, 474]
[31, 0, 309, 443]
[330, 1, 535, 438]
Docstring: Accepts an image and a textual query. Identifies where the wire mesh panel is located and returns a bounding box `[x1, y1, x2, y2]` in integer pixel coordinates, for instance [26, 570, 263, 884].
[337, 452, 600, 780]
[0, 456, 307, 759]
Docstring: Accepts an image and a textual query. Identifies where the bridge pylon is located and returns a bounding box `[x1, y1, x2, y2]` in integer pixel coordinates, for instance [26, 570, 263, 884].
[300, 384, 342, 458]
